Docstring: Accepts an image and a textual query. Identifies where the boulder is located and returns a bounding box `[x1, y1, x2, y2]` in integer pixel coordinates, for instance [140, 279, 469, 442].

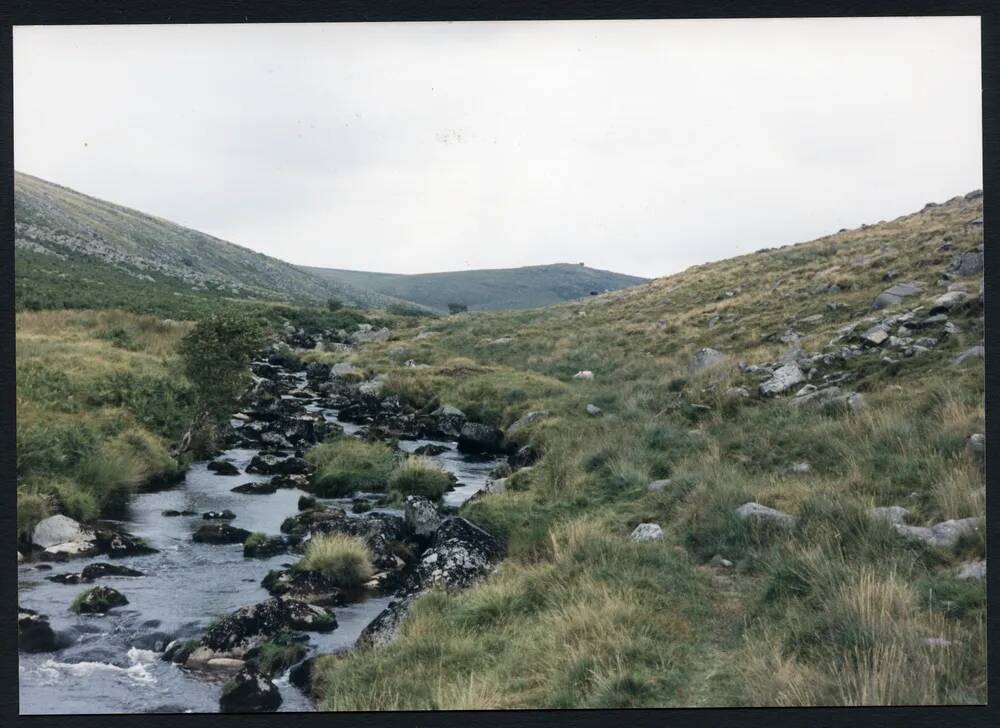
[585, 404, 603, 417]
[32, 515, 97, 557]
[231, 481, 278, 495]
[356, 593, 418, 650]
[429, 405, 466, 438]
[872, 282, 921, 310]
[219, 667, 282, 713]
[929, 291, 968, 315]
[869, 506, 910, 526]
[504, 410, 549, 439]
[759, 362, 806, 397]
[288, 655, 318, 690]
[404, 496, 442, 537]
[457, 422, 504, 455]
[203, 510, 237, 520]
[572, 370, 595, 380]
[691, 348, 726, 371]
[72, 585, 128, 614]
[735, 502, 797, 529]
[967, 433, 985, 454]
[201, 597, 336, 653]
[80, 563, 143, 581]
[305, 362, 332, 381]
[261, 568, 345, 606]
[952, 346, 984, 367]
[408, 517, 503, 592]
[630, 523, 664, 542]
[509, 445, 538, 469]
[860, 325, 890, 347]
[207, 460, 241, 476]
[894, 517, 984, 549]
[243, 536, 290, 558]
[414, 443, 449, 456]
[949, 251, 984, 277]
[18, 607, 56, 653]
[193, 524, 252, 544]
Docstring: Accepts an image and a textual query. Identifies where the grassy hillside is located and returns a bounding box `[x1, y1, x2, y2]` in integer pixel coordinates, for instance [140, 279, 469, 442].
[14, 172, 423, 313]
[304, 191, 985, 707]
[301, 263, 649, 312]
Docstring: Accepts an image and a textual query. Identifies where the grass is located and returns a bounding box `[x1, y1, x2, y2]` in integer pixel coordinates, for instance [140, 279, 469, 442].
[305, 438, 397, 497]
[299, 534, 375, 589]
[310, 191, 985, 708]
[388, 457, 453, 499]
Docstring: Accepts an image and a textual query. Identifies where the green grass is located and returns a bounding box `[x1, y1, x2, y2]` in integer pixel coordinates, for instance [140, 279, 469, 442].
[298, 534, 375, 589]
[309, 191, 985, 708]
[388, 457, 453, 499]
[305, 438, 397, 497]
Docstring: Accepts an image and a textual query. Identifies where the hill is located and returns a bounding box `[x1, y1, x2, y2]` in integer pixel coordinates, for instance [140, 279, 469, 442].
[13, 172, 423, 314]
[300, 262, 649, 312]
[297, 190, 985, 707]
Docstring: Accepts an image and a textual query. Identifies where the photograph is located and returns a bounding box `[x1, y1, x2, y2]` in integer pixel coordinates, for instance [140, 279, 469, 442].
[11, 14, 987, 715]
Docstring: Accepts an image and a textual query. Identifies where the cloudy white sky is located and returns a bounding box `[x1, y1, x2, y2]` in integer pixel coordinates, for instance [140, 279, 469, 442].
[14, 18, 982, 278]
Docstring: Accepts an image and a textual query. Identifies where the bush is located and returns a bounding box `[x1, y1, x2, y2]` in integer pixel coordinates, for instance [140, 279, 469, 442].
[299, 533, 374, 589]
[447, 302, 468, 314]
[388, 457, 453, 499]
[16, 491, 50, 542]
[178, 310, 266, 423]
[306, 438, 396, 497]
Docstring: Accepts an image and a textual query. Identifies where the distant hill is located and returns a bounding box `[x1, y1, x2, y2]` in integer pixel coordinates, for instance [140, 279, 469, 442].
[13, 172, 422, 313]
[300, 263, 650, 313]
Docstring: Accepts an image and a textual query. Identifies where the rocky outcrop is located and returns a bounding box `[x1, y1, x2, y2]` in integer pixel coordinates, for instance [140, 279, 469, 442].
[759, 362, 805, 397]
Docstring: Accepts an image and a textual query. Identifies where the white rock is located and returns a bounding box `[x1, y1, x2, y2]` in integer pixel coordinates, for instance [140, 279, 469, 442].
[759, 362, 806, 397]
[647, 479, 672, 493]
[585, 404, 603, 417]
[572, 370, 594, 380]
[630, 523, 664, 542]
[32, 515, 92, 550]
[956, 559, 986, 580]
[735, 502, 797, 529]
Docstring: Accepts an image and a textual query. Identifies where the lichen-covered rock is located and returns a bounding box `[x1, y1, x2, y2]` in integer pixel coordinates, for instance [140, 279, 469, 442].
[759, 362, 806, 397]
[72, 585, 128, 614]
[630, 523, 664, 542]
[691, 347, 726, 371]
[457, 422, 504, 455]
[200, 597, 336, 653]
[894, 517, 984, 549]
[219, 666, 282, 713]
[404, 495, 442, 537]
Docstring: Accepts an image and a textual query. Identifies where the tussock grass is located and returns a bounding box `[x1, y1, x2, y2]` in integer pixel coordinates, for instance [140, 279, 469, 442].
[305, 438, 396, 497]
[388, 456, 453, 499]
[299, 533, 375, 589]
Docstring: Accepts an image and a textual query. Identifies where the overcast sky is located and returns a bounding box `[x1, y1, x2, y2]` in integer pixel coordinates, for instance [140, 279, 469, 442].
[14, 18, 982, 278]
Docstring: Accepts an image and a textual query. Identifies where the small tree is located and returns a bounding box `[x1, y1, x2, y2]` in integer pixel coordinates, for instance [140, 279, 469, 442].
[326, 297, 343, 312]
[447, 302, 468, 315]
[177, 310, 265, 453]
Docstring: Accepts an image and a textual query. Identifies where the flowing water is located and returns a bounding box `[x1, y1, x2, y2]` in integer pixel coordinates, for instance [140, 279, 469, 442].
[18, 397, 496, 714]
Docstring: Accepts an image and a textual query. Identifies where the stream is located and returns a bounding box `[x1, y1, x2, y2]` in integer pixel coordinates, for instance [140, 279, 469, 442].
[17, 366, 497, 714]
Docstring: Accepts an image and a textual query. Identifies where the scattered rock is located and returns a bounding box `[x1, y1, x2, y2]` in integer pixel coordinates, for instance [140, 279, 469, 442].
[691, 348, 726, 371]
[80, 563, 143, 580]
[956, 560, 986, 579]
[735, 502, 797, 529]
[457, 422, 504, 455]
[709, 554, 733, 569]
[929, 291, 968, 315]
[219, 666, 282, 713]
[951, 345, 984, 367]
[629, 523, 663, 542]
[572, 370, 595, 380]
[429, 405, 466, 438]
[948, 251, 984, 277]
[872, 282, 921, 310]
[759, 362, 806, 397]
[647, 479, 672, 493]
[585, 403, 603, 417]
[32, 515, 97, 558]
[504, 410, 549, 439]
[967, 433, 985, 454]
[18, 607, 56, 652]
[869, 506, 910, 526]
[207, 460, 241, 476]
[788, 462, 811, 474]
[72, 586, 128, 614]
[231, 481, 278, 495]
[203, 510, 237, 520]
[894, 517, 984, 548]
[860, 325, 889, 347]
[404, 495, 442, 536]
[193, 524, 252, 544]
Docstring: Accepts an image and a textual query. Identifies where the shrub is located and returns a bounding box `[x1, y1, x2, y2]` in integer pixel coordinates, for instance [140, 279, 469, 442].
[306, 438, 396, 497]
[16, 491, 50, 542]
[388, 457, 453, 499]
[447, 302, 468, 314]
[299, 533, 374, 588]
